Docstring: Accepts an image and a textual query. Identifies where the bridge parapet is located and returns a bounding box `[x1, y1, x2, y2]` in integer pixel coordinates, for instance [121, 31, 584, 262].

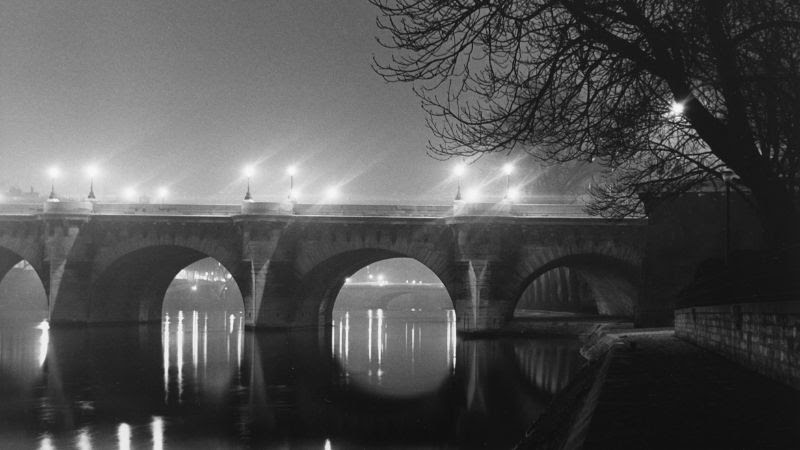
[450, 202, 590, 217]
[241, 201, 294, 215]
[291, 203, 452, 217]
[0, 203, 43, 215]
[93, 202, 241, 216]
[0, 201, 594, 218]
[42, 200, 93, 215]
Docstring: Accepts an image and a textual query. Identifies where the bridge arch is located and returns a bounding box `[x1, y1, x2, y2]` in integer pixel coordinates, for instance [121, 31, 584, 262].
[0, 227, 46, 290]
[271, 249, 458, 328]
[512, 253, 640, 317]
[0, 247, 48, 320]
[85, 244, 250, 323]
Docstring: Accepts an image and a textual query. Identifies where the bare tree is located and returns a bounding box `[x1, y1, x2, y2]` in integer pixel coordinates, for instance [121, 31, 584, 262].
[371, 0, 800, 246]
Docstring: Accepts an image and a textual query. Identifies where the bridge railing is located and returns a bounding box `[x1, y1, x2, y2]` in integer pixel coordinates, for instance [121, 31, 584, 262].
[92, 203, 241, 216]
[511, 203, 591, 217]
[0, 200, 595, 218]
[292, 203, 453, 217]
[0, 203, 44, 215]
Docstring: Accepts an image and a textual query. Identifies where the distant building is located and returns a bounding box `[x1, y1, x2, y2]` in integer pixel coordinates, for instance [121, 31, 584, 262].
[3, 186, 43, 203]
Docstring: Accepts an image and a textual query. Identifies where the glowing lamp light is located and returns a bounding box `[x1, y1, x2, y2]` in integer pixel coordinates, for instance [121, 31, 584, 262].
[502, 163, 514, 175]
[669, 101, 685, 116]
[84, 165, 100, 200]
[123, 187, 138, 202]
[243, 165, 255, 201]
[464, 187, 481, 203]
[324, 186, 340, 201]
[46, 166, 61, 201]
[157, 186, 168, 200]
[286, 165, 298, 201]
[453, 162, 467, 201]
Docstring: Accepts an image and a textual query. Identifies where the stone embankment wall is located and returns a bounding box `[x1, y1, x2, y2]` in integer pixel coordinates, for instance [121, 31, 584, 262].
[675, 301, 800, 390]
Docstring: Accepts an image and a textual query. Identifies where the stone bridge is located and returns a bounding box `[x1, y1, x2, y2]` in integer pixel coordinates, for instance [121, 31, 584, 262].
[0, 200, 646, 332]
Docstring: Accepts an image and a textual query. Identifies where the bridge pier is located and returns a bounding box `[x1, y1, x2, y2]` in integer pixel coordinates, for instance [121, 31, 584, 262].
[45, 217, 93, 325]
[451, 259, 517, 333]
[241, 223, 288, 329]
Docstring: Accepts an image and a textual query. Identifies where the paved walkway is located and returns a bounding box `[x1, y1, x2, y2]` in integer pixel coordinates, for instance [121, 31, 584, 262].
[582, 332, 800, 449]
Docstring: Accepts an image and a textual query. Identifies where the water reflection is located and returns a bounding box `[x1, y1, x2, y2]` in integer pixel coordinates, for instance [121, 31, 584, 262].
[76, 427, 91, 450]
[38, 433, 55, 450]
[37, 319, 49, 367]
[331, 309, 457, 397]
[161, 310, 245, 405]
[117, 423, 131, 450]
[152, 416, 165, 450]
[0, 306, 581, 448]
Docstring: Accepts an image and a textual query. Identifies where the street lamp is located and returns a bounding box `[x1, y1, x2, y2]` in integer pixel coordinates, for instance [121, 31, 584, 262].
[453, 163, 466, 201]
[243, 165, 255, 201]
[669, 100, 685, 117]
[157, 186, 168, 204]
[47, 166, 60, 201]
[722, 169, 734, 265]
[287, 165, 297, 201]
[502, 163, 514, 201]
[86, 165, 99, 200]
[324, 185, 340, 202]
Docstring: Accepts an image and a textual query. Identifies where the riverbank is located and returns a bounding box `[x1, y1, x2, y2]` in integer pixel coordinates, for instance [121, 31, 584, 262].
[517, 329, 800, 449]
[459, 313, 634, 339]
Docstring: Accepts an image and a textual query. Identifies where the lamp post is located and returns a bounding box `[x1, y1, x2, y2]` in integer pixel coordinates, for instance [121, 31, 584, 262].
[243, 165, 255, 201]
[502, 163, 514, 201]
[722, 169, 734, 265]
[86, 165, 98, 200]
[453, 163, 466, 201]
[287, 165, 297, 201]
[47, 167, 60, 201]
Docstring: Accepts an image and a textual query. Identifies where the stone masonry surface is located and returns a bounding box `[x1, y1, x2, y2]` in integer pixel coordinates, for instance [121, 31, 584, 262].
[675, 301, 800, 390]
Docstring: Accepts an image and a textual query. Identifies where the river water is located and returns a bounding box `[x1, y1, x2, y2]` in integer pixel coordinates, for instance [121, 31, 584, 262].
[0, 308, 583, 449]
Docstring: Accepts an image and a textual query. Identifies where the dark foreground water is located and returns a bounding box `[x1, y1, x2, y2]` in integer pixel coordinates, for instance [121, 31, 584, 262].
[0, 309, 582, 449]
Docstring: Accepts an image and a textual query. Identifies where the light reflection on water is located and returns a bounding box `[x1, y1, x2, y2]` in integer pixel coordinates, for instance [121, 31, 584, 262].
[0, 307, 582, 449]
[331, 309, 458, 397]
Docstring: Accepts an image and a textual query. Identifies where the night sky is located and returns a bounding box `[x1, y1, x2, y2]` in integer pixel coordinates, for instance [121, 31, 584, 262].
[1, 1, 529, 204]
